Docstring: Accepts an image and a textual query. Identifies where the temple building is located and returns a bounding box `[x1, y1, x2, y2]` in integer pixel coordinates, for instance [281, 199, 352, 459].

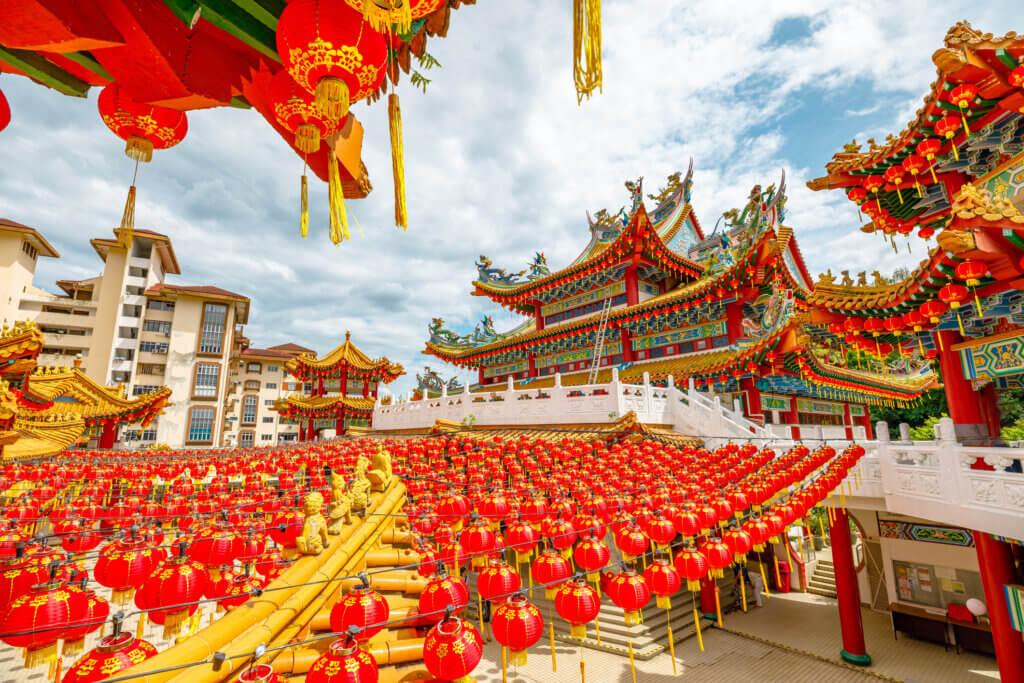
[423, 165, 934, 439]
[275, 332, 403, 438]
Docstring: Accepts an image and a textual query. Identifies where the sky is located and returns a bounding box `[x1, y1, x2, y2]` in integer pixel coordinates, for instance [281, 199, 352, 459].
[1, 1, 1022, 397]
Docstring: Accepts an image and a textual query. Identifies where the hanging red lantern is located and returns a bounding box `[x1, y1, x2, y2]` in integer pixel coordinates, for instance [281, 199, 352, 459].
[554, 578, 600, 638]
[955, 260, 987, 316]
[97, 84, 188, 163]
[93, 535, 163, 605]
[901, 154, 928, 197]
[137, 550, 209, 639]
[934, 116, 962, 160]
[0, 88, 9, 133]
[531, 548, 572, 599]
[643, 557, 681, 609]
[276, 0, 388, 120]
[948, 82, 978, 135]
[306, 636, 379, 683]
[614, 524, 649, 561]
[0, 576, 88, 668]
[62, 632, 159, 683]
[424, 617, 483, 683]
[700, 538, 734, 579]
[919, 300, 948, 325]
[329, 584, 390, 641]
[491, 595, 544, 666]
[673, 546, 709, 592]
[915, 138, 943, 182]
[342, 0, 446, 34]
[609, 570, 650, 625]
[62, 586, 110, 657]
[862, 175, 884, 210]
[938, 283, 969, 310]
[477, 559, 521, 604]
[723, 528, 753, 564]
[918, 225, 935, 240]
[883, 164, 906, 204]
[418, 574, 469, 623]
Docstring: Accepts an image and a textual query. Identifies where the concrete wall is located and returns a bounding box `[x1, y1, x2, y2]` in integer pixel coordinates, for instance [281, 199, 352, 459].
[0, 233, 39, 327]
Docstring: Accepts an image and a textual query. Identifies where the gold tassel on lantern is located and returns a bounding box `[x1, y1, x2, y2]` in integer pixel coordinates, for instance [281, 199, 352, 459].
[315, 77, 350, 121]
[327, 148, 350, 245]
[573, 0, 602, 103]
[300, 171, 309, 239]
[118, 186, 136, 249]
[359, 1, 412, 35]
[389, 93, 408, 230]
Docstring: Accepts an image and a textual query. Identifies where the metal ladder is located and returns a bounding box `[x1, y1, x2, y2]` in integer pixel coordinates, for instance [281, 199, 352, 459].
[587, 297, 614, 384]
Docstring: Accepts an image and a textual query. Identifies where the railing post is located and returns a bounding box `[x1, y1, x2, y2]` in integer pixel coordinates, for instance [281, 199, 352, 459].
[441, 383, 447, 398]
[666, 374, 674, 390]
[898, 422, 911, 443]
[506, 375, 515, 392]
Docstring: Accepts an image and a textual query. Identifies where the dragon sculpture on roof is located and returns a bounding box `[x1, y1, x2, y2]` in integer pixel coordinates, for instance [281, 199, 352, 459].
[722, 170, 788, 235]
[416, 366, 464, 395]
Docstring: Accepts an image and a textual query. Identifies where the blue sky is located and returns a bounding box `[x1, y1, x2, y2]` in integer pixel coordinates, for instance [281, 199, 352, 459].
[1, 2, 1022, 397]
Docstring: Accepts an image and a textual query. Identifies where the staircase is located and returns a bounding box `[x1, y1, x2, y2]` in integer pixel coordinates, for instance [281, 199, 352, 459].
[807, 558, 837, 599]
[587, 298, 614, 385]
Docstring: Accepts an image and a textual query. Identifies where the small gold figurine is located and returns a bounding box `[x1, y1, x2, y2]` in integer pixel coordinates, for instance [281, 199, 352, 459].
[296, 492, 328, 555]
[349, 458, 371, 513]
[367, 445, 393, 492]
[328, 480, 353, 535]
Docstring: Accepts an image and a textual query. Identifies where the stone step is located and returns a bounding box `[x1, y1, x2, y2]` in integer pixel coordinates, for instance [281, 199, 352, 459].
[808, 587, 838, 599]
[809, 578, 835, 590]
[816, 559, 834, 568]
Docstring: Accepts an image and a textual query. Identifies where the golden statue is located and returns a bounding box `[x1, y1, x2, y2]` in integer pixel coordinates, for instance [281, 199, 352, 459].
[328, 480, 353, 535]
[349, 458, 371, 513]
[367, 445, 393, 492]
[296, 492, 328, 555]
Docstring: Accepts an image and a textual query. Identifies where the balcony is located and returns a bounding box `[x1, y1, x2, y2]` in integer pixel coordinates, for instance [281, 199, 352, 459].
[41, 332, 90, 349]
[33, 310, 95, 328]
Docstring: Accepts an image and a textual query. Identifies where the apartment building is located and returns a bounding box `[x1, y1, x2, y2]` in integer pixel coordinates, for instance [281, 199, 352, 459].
[3, 219, 254, 449]
[220, 342, 313, 447]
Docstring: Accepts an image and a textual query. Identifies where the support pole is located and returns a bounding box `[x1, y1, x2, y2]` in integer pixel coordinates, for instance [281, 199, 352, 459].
[975, 532, 1024, 682]
[829, 507, 870, 666]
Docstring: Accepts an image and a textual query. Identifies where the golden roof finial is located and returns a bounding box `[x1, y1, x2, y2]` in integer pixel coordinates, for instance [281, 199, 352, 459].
[345, 330, 351, 341]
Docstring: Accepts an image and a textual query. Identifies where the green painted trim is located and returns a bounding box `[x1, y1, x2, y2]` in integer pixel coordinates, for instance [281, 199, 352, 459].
[229, 95, 252, 109]
[232, 0, 284, 30]
[199, 0, 281, 61]
[61, 51, 113, 82]
[995, 48, 1019, 70]
[162, 0, 200, 25]
[1004, 229, 1024, 251]
[840, 649, 872, 666]
[0, 47, 90, 97]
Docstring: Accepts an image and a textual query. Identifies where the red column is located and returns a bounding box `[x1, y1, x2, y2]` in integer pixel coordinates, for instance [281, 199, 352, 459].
[335, 418, 344, 436]
[99, 422, 117, 449]
[362, 381, 369, 398]
[298, 423, 306, 441]
[528, 354, 537, 378]
[340, 366, 349, 397]
[621, 329, 635, 363]
[625, 263, 639, 306]
[935, 330, 997, 446]
[829, 508, 870, 666]
[739, 377, 762, 421]
[860, 405, 873, 439]
[534, 301, 545, 332]
[785, 399, 800, 440]
[843, 403, 854, 440]
[477, 366, 485, 386]
[726, 300, 744, 343]
[975, 532, 1024, 681]
[307, 419, 315, 441]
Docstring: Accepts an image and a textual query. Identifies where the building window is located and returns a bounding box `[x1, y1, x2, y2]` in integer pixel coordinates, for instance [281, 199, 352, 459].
[261, 434, 273, 441]
[266, 382, 277, 389]
[132, 385, 159, 396]
[239, 431, 254, 447]
[148, 300, 175, 311]
[143, 320, 172, 334]
[264, 399, 274, 406]
[244, 380, 260, 391]
[242, 395, 258, 425]
[188, 407, 215, 443]
[199, 303, 228, 354]
[247, 362, 262, 372]
[22, 241, 37, 260]
[262, 416, 274, 424]
[268, 365, 279, 372]
[193, 363, 220, 398]
[140, 341, 169, 354]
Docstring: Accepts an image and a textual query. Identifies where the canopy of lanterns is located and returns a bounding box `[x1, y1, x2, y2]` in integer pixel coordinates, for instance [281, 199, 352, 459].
[0, 433, 864, 682]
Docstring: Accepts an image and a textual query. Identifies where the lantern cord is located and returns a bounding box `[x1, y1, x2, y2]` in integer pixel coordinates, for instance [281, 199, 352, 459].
[572, 0, 602, 103]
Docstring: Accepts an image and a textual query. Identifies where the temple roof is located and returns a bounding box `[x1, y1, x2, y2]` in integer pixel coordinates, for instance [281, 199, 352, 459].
[25, 365, 171, 426]
[273, 394, 376, 417]
[286, 332, 404, 382]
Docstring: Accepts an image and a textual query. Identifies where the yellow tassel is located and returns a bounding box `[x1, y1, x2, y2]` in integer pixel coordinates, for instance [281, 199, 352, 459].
[960, 111, 971, 136]
[314, 77, 350, 120]
[327, 148, 350, 245]
[136, 612, 147, 640]
[666, 609, 677, 676]
[124, 135, 154, 163]
[550, 611, 557, 672]
[119, 185, 136, 249]
[359, 1, 411, 35]
[951, 143, 960, 161]
[929, 165, 938, 184]
[300, 172, 309, 239]
[974, 292, 983, 318]
[388, 93, 408, 230]
[692, 602, 704, 652]
[511, 648, 527, 667]
[573, 0, 602, 103]
[956, 310, 965, 336]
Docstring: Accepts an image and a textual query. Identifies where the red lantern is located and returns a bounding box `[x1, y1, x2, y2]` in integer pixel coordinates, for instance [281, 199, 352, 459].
[477, 559, 522, 604]
[330, 584, 390, 641]
[919, 300, 948, 324]
[916, 138, 943, 182]
[643, 557, 682, 609]
[700, 538, 734, 579]
[673, 546, 709, 592]
[97, 84, 188, 162]
[418, 575, 469, 623]
[614, 524, 649, 561]
[306, 636, 379, 683]
[62, 587, 110, 657]
[94, 536, 163, 605]
[948, 83, 978, 135]
[938, 283, 968, 309]
[276, 0, 388, 120]
[491, 595, 544, 666]
[934, 116, 962, 160]
[62, 633, 159, 683]
[608, 570, 650, 625]
[723, 528, 753, 564]
[138, 552, 209, 639]
[0, 578, 87, 668]
[531, 549, 572, 599]
[883, 165, 906, 204]
[269, 69, 347, 154]
[554, 578, 600, 638]
[0, 88, 9, 133]
[424, 617, 483, 682]
[862, 174, 884, 209]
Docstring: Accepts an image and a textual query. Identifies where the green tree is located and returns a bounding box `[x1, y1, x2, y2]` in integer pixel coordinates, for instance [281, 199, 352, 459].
[870, 389, 948, 439]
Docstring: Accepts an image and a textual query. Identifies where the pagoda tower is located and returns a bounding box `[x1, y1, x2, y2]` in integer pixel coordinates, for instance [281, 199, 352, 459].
[274, 332, 403, 439]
